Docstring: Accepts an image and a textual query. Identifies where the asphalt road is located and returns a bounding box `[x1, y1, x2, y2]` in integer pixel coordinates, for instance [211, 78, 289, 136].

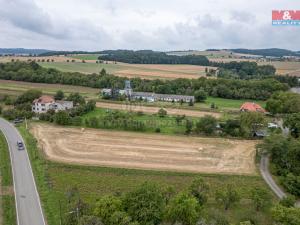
[260, 154, 287, 199]
[0, 118, 46, 225]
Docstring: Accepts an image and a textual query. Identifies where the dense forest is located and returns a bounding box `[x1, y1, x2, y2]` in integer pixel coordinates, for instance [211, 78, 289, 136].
[39, 50, 102, 56]
[0, 62, 289, 100]
[214, 61, 276, 80]
[98, 50, 210, 65]
[229, 48, 300, 57]
[0, 48, 51, 55]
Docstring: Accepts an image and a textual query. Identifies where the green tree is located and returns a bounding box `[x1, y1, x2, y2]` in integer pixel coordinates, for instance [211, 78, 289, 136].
[94, 195, 122, 225]
[250, 187, 271, 211]
[280, 196, 296, 208]
[79, 216, 103, 225]
[165, 192, 200, 225]
[100, 68, 107, 76]
[284, 113, 300, 138]
[54, 90, 64, 100]
[240, 112, 266, 137]
[188, 177, 209, 205]
[158, 108, 167, 118]
[85, 100, 96, 112]
[15, 89, 42, 105]
[123, 182, 165, 225]
[67, 92, 85, 105]
[194, 89, 207, 102]
[175, 115, 185, 125]
[109, 211, 136, 225]
[271, 204, 300, 225]
[215, 185, 240, 210]
[266, 92, 300, 114]
[185, 119, 193, 135]
[195, 115, 217, 135]
[54, 111, 71, 125]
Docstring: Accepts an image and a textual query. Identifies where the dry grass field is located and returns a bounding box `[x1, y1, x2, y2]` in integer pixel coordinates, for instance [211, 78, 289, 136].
[0, 80, 99, 98]
[96, 101, 222, 118]
[259, 61, 300, 76]
[31, 123, 257, 175]
[0, 56, 215, 80]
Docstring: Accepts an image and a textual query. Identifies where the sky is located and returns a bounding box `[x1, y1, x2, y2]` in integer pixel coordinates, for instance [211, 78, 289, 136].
[0, 0, 300, 51]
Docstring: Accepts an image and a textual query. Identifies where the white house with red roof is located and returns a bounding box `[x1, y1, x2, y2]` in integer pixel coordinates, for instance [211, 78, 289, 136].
[32, 95, 73, 113]
[240, 102, 266, 113]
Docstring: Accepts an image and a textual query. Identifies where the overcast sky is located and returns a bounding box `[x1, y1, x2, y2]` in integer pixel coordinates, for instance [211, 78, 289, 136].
[0, 0, 300, 51]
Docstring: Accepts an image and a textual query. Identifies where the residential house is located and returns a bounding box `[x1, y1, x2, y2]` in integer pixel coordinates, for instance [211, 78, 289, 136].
[32, 95, 73, 113]
[240, 102, 266, 113]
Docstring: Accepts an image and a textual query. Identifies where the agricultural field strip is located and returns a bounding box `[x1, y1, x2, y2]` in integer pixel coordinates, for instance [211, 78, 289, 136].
[95, 101, 222, 118]
[31, 123, 257, 175]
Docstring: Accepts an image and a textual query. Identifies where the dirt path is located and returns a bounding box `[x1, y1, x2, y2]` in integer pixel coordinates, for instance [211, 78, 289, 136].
[96, 102, 222, 118]
[31, 124, 257, 175]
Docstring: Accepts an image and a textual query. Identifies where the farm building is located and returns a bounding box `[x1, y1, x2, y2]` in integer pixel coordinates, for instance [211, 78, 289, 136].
[131, 92, 195, 103]
[101, 80, 195, 103]
[32, 95, 73, 113]
[240, 102, 266, 113]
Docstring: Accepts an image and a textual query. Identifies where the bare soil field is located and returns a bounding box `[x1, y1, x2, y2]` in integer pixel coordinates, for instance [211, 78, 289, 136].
[31, 124, 257, 175]
[96, 101, 222, 118]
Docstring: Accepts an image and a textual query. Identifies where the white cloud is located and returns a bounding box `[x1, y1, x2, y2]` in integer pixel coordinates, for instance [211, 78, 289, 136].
[0, 0, 299, 50]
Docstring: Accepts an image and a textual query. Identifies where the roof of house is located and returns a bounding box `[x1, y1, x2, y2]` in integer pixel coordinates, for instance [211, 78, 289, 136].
[240, 102, 266, 113]
[33, 95, 55, 104]
[55, 100, 73, 105]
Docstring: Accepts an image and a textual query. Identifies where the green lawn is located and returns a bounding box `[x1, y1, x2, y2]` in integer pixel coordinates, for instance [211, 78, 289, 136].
[39, 62, 123, 74]
[70, 54, 100, 60]
[18, 123, 277, 225]
[98, 96, 266, 112]
[0, 131, 16, 225]
[82, 108, 190, 135]
[205, 97, 266, 109]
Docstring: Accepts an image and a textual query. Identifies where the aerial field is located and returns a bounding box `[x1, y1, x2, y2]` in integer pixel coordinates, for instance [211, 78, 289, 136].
[0, 80, 99, 98]
[96, 101, 222, 118]
[0, 55, 214, 80]
[38, 61, 213, 79]
[209, 57, 300, 76]
[31, 123, 257, 175]
[70, 54, 100, 60]
[259, 61, 300, 76]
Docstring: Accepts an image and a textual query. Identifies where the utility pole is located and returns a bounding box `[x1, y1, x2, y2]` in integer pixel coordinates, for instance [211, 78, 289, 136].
[59, 200, 62, 225]
[25, 117, 28, 130]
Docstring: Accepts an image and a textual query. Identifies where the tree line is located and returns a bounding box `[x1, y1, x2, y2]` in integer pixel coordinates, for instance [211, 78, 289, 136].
[98, 50, 210, 65]
[62, 178, 277, 225]
[0, 62, 289, 100]
[260, 92, 300, 199]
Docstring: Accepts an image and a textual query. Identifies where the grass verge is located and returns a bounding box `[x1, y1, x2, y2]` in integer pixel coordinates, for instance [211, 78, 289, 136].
[0, 131, 16, 225]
